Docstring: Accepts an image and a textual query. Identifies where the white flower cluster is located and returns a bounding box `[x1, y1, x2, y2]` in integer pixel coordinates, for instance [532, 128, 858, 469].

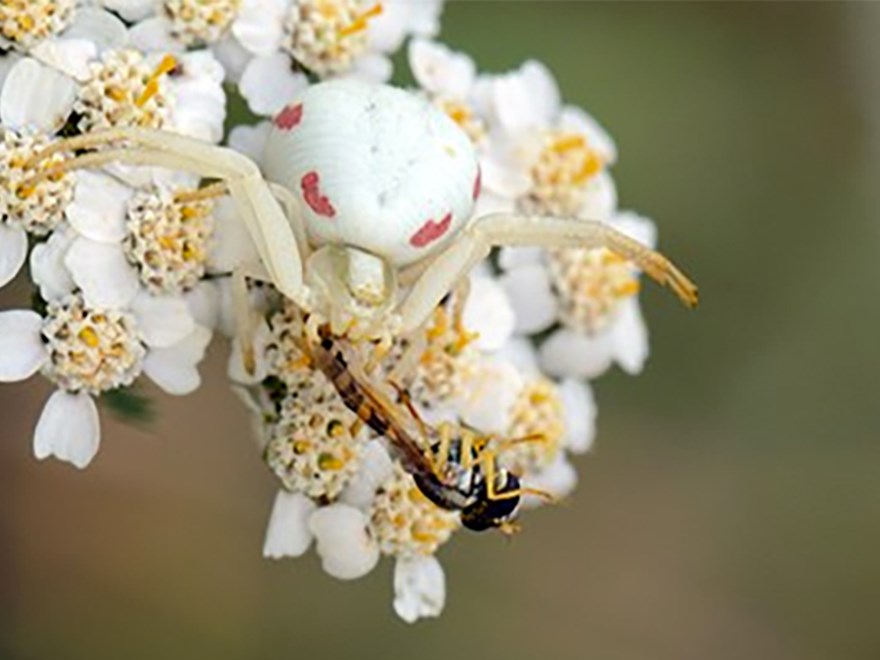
[0, 1, 677, 623]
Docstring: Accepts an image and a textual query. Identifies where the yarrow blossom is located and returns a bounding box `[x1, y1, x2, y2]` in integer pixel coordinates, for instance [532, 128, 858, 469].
[0, 0, 691, 623]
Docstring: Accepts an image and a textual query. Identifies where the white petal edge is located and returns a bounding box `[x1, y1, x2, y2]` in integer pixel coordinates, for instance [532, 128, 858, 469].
[66, 170, 132, 243]
[0, 224, 27, 289]
[309, 504, 380, 580]
[131, 291, 196, 348]
[142, 325, 212, 395]
[0, 57, 76, 132]
[539, 327, 613, 380]
[33, 390, 100, 469]
[30, 226, 75, 301]
[498, 262, 559, 335]
[0, 310, 48, 382]
[239, 53, 309, 116]
[64, 238, 139, 309]
[393, 555, 446, 623]
[609, 298, 649, 375]
[559, 378, 597, 454]
[263, 490, 317, 559]
[462, 274, 515, 351]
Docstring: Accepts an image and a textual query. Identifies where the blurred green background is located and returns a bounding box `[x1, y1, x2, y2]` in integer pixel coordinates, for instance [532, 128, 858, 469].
[2, 2, 880, 659]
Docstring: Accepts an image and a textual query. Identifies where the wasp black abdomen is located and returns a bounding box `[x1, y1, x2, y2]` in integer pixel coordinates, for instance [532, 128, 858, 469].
[460, 473, 521, 532]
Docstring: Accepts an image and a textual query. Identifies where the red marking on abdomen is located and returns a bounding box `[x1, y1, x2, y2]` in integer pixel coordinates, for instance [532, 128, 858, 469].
[473, 167, 482, 200]
[410, 213, 452, 248]
[275, 103, 303, 131]
[301, 171, 336, 218]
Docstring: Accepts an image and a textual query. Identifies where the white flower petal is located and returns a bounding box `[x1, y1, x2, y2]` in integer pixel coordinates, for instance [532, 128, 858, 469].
[498, 263, 558, 335]
[609, 298, 649, 375]
[30, 38, 97, 82]
[0, 224, 27, 289]
[409, 39, 474, 98]
[393, 555, 445, 623]
[62, 7, 129, 53]
[207, 197, 260, 273]
[232, 0, 288, 56]
[612, 211, 657, 250]
[212, 33, 252, 83]
[185, 280, 220, 330]
[64, 238, 139, 309]
[309, 504, 380, 580]
[494, 337, 540, 377]
[0, 57, 76, 132]
[522, 455, 577, 506]
[457, 358, 523, 433]
[101, 0, 156, 23]
[131, 291, 195, 348]
[30, 226, 75, 301]
[462, 275, 515, 351]
[494, 60, 560, 132]
[142, 325, 211, 395]
[263, 490, 317, 558]
[339, 442, 394, 510]
[129, 16, 180, 53]
[345, 53, 392, 84]
[581, 170, 618, 221]
[33, 390, 100, 469]
[559, 378, 596, 454]
[559, 104, 617, 165]
[0, 310, 47, 382]
[239, 53, 309, 116]
[67, 170, 132, 243]
[228, 121, 272, 165]
[497, 246, 542, 271]
[539, 327, 613, 380]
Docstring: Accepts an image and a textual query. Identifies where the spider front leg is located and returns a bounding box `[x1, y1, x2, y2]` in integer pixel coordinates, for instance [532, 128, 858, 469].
[397, 212, 699, 334]
[24, 128, 312, 310]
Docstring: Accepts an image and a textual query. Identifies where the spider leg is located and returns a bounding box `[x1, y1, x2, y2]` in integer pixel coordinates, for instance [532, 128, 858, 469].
[24, 128, 310, 309]
[397, 212, 698, 334]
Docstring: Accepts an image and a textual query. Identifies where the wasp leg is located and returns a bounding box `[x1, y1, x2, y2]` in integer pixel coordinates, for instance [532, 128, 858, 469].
[478, 451, 557, 504]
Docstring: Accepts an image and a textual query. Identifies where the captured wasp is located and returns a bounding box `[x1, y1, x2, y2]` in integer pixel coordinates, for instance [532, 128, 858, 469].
[299, 326, 551, 532]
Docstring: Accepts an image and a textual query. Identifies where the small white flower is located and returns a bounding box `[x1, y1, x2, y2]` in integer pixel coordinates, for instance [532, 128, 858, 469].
[309, 503, 380, 579]
[263, 490, 317, 559]
[0, 3, 127, 81]
[499, 211, 657, 380]
[393, 555, 445, 623]
[33, 389, 101, 469]
[233, 0, 439, 116]
[128, 0, 246, 52]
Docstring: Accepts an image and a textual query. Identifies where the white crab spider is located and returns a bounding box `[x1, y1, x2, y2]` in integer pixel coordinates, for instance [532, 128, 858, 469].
[23, 80, 697, 350]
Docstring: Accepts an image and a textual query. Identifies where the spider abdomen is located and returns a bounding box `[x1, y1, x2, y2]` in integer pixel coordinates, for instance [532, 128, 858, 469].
[262, 80, 479, 267]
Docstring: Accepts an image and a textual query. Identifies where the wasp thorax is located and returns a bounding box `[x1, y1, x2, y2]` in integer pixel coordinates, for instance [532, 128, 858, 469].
[0, 0, 75, 48]
[41, 293, 146, 395]
[163, 0, 241, 46]
[0, 130, 74, 235]
[522, 130, 605, 217]
[548, 247, 640, 333]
